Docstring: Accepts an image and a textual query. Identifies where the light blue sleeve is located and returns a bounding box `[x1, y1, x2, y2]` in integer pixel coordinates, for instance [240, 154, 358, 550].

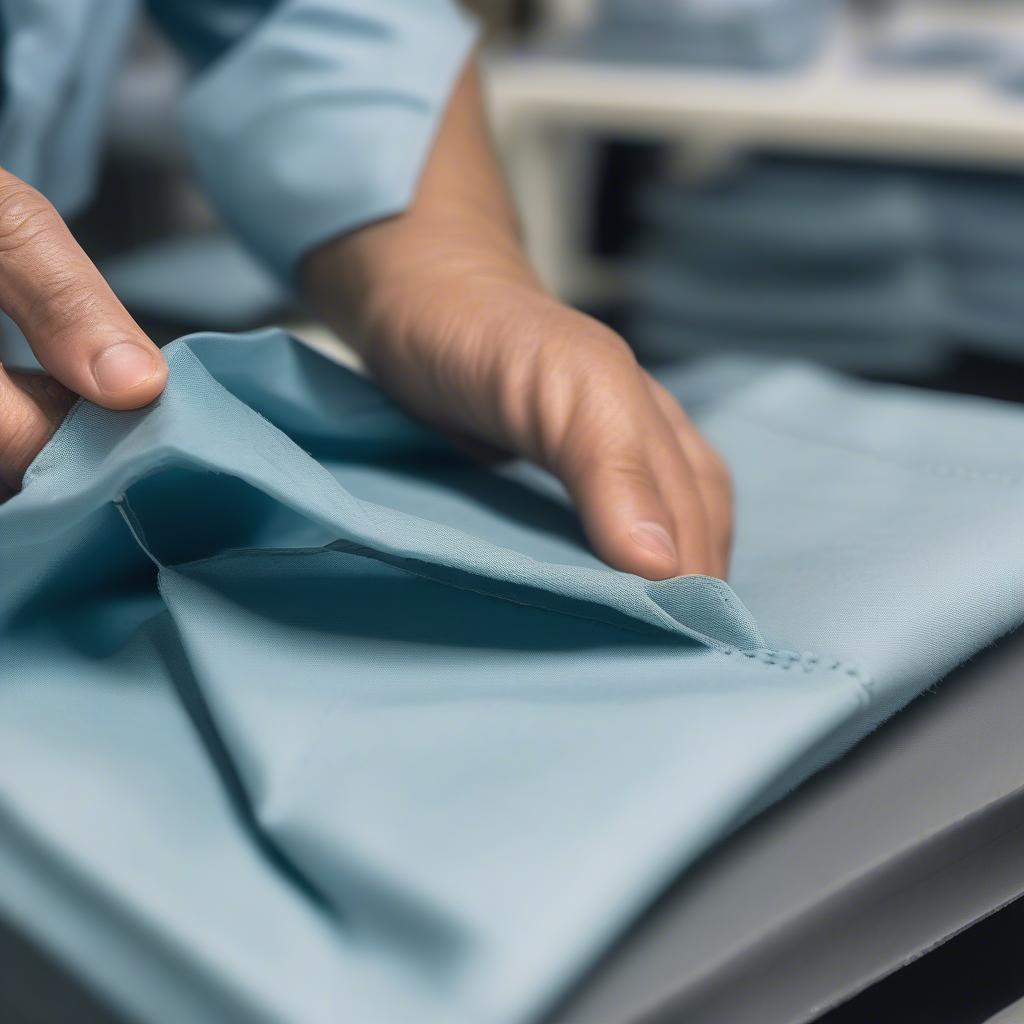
[161, 1, 478, 282]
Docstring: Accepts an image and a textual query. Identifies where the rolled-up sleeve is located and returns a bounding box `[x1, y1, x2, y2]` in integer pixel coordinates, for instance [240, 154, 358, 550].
[168, 1, 477, 282]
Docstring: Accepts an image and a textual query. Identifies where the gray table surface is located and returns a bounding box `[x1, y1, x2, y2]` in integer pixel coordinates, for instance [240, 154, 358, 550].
[4, 631, 1024, 1024]
[551, 629, 1024, 1024]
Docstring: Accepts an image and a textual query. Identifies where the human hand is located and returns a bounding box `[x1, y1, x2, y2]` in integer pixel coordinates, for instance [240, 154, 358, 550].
[301, 60, 730, 580]
[0, 169, 166, 495]
[308, 244, 732, 580]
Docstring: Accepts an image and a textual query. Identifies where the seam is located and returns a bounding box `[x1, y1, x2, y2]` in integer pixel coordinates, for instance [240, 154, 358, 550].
[170, 539, 711, 648]
[113, 496, 165, 569]
[720, 645, 873, 704]
[166, 539, 871, 692]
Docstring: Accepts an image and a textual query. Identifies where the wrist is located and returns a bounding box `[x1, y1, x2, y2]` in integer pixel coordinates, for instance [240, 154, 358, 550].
[301, 206, 545, 352]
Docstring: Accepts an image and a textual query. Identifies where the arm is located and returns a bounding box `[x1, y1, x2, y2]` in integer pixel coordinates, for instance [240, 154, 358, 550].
[301, 62, 732, 579]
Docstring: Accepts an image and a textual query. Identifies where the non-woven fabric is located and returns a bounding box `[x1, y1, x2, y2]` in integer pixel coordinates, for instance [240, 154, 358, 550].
[3, 329, 1024, 1024]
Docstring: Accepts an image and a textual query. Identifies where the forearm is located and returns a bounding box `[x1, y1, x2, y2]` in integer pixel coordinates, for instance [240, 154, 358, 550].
[300, 59, 541, 354]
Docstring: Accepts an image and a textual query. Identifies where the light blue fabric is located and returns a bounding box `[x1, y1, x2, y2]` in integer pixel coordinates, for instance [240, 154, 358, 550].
[0, 0, 475, 369]
[628, 158, 1024, 368]
[0, 0, 476, 291]
[100, 234, 289, 329]
[170, 0, 477, 281]
[0, 0, 137, 215]
[627, 161, 948, 374]
[551, 0, 833, 70]
[4, 328, 1024, 1023]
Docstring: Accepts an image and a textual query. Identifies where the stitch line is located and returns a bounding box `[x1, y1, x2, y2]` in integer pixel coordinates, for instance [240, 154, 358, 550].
[161, 539, 872, 691]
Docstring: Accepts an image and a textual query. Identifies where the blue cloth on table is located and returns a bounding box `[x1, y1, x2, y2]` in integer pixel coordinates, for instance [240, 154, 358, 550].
[4, 329, 1024, 1024]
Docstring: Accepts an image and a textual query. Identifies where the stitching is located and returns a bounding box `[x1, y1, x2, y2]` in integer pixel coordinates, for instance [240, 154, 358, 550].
[721, 644, 873, 703]
[83, 341, 873, 691]
[167, 539, 710, 647]
[163, 540, 871, 692]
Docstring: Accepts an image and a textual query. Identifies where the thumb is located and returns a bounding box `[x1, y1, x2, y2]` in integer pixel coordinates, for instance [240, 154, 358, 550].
[0, 172, 166, 409]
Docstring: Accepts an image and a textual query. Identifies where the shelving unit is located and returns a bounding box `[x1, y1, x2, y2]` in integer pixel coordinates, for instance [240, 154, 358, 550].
[484, 7, 1024, 300]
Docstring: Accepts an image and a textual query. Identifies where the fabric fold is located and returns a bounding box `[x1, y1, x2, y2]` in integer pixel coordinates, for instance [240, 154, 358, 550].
[5, 328, 1024, 1024]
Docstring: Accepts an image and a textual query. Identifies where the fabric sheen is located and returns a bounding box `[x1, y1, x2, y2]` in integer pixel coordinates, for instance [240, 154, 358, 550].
[3, 329, 1023, 1024]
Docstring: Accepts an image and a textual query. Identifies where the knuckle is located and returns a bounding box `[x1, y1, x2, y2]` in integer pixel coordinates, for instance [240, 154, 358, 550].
[24, 272, 101, 338]
[694, 445, 733, 496]
[0, 181, 59, 254]
[604, 454, 659, 492]
[593, 326, 639, 367]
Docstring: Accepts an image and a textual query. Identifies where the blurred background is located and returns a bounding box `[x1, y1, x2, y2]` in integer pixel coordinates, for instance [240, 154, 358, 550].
[78, 0, 1024, 399]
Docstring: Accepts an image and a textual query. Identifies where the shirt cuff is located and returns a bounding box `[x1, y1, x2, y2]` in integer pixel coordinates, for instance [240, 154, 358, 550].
[180, 0, 479, 284]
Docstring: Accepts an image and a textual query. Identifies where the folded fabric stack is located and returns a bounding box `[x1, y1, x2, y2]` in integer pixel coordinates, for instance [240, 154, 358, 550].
[627, 158, 1024, 372]
[7, 329, 1024, 1023]
[546, 0, 834, 71]
[869, 0, 1024, 98]
[926, 170, 1024, 356]
[627, 159, 947, 375]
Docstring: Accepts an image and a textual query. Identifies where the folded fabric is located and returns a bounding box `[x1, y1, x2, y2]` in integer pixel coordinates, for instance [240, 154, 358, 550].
[866, 0, 1024, 97]
[627, 162, 947, 374]
[541, 0, 832, 70]
[636, 166, 930, 277]
[627, 158, 1024, 368]
[4, 329, 1024, 1024]
[927, 172, 1024, 266]
[628, 316, 948, 375]
[630, 261, 940, 340]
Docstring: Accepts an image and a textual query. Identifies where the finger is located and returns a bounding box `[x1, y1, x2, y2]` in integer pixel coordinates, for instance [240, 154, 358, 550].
[646, 422, 720, 578]
[559, 441, 679, 580]
[551, 388, 715, 579]
[645, 376, 733, 578]
[0, 171, 166, 409]
[645, 378, 732, 577]
[0, 368, 74, 491]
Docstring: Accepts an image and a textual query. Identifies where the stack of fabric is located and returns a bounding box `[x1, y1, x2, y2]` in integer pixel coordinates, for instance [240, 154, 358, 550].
[627, 158, 1024, 374]
[596, 0, 833, 68]
[545, 0, 835, 71]
[869, 0, 1024, 98]
[926, 170, 1024, 356]
[627, 158, 946, 375]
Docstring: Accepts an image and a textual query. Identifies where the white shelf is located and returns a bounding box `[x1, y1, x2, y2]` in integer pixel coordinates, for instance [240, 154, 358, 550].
[487, 15, 1024, 165]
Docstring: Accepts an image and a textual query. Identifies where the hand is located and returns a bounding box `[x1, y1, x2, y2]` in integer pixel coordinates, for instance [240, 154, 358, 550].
[303, 60, 731, 579]
[309, 246, 732, 580]
[0, 169, 167, 495]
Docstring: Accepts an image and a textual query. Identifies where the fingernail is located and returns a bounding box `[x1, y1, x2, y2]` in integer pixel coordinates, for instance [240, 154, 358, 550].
[629, 520, 677, 564]
[92, 343, 160, 394]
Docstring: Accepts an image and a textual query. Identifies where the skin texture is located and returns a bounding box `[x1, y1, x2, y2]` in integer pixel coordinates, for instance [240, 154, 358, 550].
[0, 167, 167, 497]
[2, 59, 732, 579]
[303, 61, 732, 579]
